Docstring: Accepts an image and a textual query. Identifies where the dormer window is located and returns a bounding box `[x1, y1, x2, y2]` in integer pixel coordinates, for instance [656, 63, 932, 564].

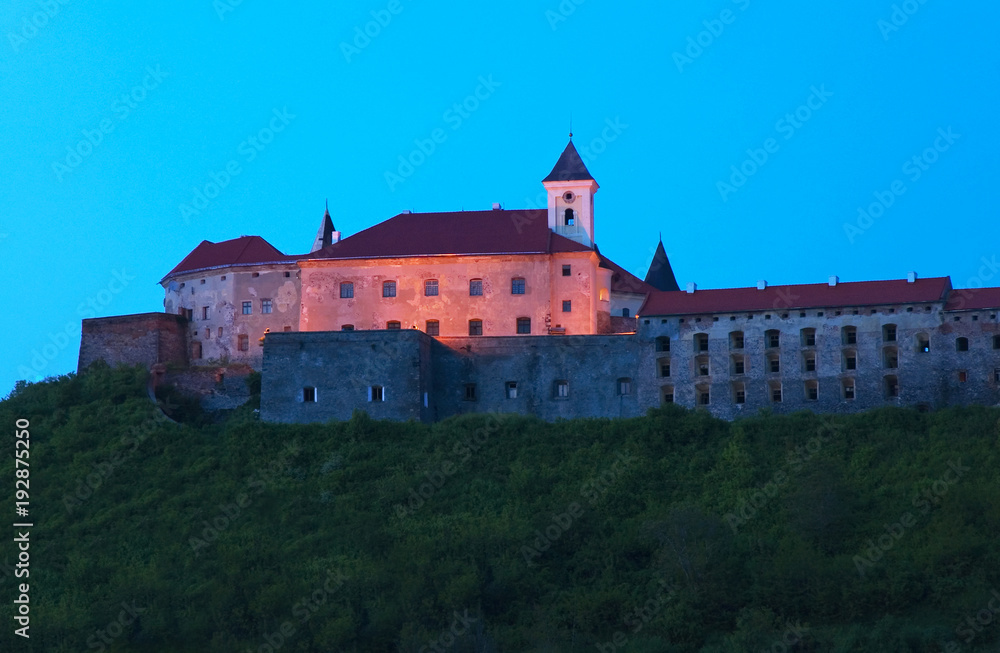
[564, 208, 575, 226]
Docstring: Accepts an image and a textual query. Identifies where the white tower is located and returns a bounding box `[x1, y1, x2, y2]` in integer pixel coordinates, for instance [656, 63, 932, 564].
[542, 139, 599, 248]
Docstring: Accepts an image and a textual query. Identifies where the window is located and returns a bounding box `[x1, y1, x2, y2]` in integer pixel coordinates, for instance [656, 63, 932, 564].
[238, 334, 249, 351]
[369, 385, 384, 402]
[506, 381, 518, 399]
[383, 281, 396, 298]
[883, 324, 897, 342]
[805, 380, 818, 401]
[201, 306, 209, 320]
[659, 360, 671, 378]
[387, 321, 401, 330]
[564, 208, 575, 226]
[469, 319, 483, 336]
[622, 308, 631, 318]
[242, 301, 253, 315]
[662, 386, 674, 403]
[883, 347, 898, 369]
[511, 278, 526, 295]
[768, 354, 780, 374]
[916, 334, 930, 353]
[844, 352, 857, 371]
[424, 279, 439, 296]
[516, 317, 531, 334]
[469, 279, 483, 296]
[733, 383, 746, 404]
[801, 328, 816, 347]
[340, 282, 354, 299]
[732, 356, 745, 375]
[261, 299, 272, 314]
[843, 327, 857, 345]
[554, 380, 569, 398]
[191, 341, 202, 360]
[617, 378, 632, 396]
[563, 300, 572, 313]
[696, 356, 710, 376]
[843, 380, 855, 400]
[885, 375, 899, 399]
[425, 320, 440, 336]
[804, 355, 816, 372]
[562, 265, 571, 277]
[464, 384, 477, 402]
[765, 330, 780, 348]
[694, 333, 709, 352]
[341, 324, 354, 331]
[771, 383, 783, 403]
[303, 387, 317, 403]
[655, 337, 670, 352]
[958, 371, 968, 383]
[956, 337, 969, 352]
[730, 331, 744, 349]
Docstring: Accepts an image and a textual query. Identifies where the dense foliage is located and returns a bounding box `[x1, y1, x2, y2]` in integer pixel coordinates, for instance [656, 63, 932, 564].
[2, 364, 999, 651]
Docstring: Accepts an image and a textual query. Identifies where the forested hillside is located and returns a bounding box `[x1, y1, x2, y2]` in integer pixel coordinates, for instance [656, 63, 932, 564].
[2, 364, 999, 652]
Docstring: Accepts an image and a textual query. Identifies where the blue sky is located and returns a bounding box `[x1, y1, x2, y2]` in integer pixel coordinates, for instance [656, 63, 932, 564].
[1, 0, 997, 396]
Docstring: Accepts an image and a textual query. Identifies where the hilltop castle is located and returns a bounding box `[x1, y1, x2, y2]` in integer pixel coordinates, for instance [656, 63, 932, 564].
[78, 140, 1000, 422]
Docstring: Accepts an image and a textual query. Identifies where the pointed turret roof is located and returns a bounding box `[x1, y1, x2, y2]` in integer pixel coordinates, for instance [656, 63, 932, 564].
[543, 140, 595, 183]
[644, 239, 680, 292]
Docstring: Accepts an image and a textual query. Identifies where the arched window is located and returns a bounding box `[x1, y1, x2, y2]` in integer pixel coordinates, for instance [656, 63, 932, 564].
[564, 208, 575, 226]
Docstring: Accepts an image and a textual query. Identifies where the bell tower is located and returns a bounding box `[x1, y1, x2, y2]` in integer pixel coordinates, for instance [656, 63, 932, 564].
[542, 138, 599, 248]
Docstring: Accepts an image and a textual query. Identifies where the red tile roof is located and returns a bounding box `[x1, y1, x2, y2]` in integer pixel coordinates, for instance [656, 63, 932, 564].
[944, 287, 1000, 311]
[161, 236, 299, 283]
[309, 209, 592, 260]
[639, 277, 953, 316]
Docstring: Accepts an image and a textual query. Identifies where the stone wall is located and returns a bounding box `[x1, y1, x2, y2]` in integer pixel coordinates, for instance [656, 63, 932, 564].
[78, 313, 189, 372]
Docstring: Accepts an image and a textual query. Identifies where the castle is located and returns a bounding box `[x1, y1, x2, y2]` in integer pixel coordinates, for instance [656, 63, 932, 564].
[78, 139, 1000, 422]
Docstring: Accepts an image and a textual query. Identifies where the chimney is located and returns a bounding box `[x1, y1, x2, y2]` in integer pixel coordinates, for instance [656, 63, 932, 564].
[492, 202, 502, 211]
[757, 280, 767, 290]
[686, 282, 697, 294]
[907, 271, 918, 283]
[829, 275, 839, 287]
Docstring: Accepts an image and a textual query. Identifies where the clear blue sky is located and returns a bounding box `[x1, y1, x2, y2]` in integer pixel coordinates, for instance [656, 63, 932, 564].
[2, 0, 997, 396]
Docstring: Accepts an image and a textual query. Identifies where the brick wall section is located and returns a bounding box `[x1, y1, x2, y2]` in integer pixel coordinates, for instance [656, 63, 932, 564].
[78, 313, 189, 372]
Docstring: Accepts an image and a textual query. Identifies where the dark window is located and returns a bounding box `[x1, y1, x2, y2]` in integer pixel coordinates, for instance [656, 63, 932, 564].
[383, 281, 396, 298]
[464, 384, 477, 402]
[505, 381, 517, 399]
[242, 301, 252, 315]
[340, 282, 354, 299]
[511, 278, 526, 295]
[303, 387, 316, 403]
[424, 280, 439, 296]
[341, 324, 354, 331]
[562, 300, 572, 313]
[956, 337, 969, 352]
[562, 265, 571, 277]
[425, 320, 439, 336]
[564, 208, 575, 226]
[469, 319, 483, 336]
[387, 321, 401, 330]
[238, 334, 249, 351]
[370, 385, 384, 402]
[516, 317, 531, 334]
[617, 378, 632, 396]
[261, 299, 272, 314]
[469, 279, 483, 296]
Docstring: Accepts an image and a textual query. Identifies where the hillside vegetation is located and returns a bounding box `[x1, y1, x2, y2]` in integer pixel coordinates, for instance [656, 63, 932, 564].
[2, 364, 999, 652]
